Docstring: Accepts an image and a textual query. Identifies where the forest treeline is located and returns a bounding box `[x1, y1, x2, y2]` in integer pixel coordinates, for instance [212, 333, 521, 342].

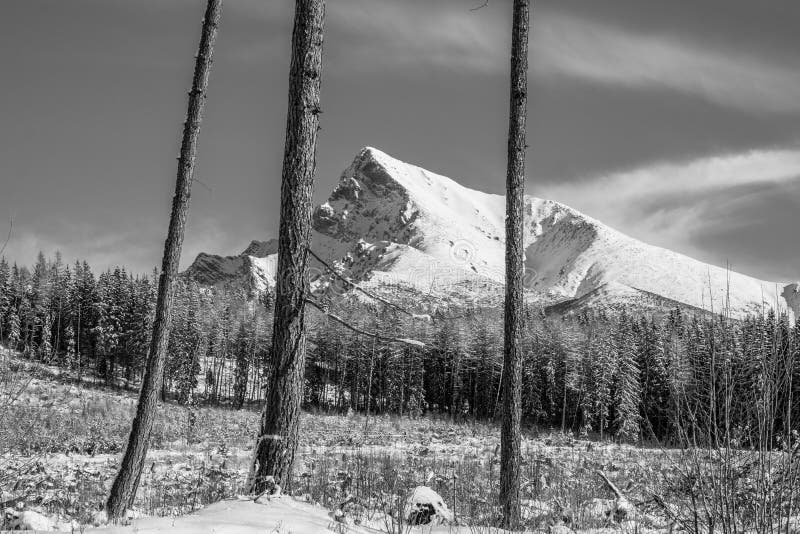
[1, 252, 798, 445]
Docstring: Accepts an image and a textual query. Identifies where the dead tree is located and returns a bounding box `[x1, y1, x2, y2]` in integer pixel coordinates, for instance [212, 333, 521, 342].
[250, 0, 325, 493]
[105, 0, 223, 518]
[500, 0, 530, 530]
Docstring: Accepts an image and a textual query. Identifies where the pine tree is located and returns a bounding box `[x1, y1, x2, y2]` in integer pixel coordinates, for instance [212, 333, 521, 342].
[73, 260, 97, 378]
[500, 1, 531, 526]
[613, 313, 641, 442]
[638, 318, 670, 439]
[252, 0, 326, 493]
[591, 320, 616, 439]
[39, 312, 53, 360]
[469, 319, 500, 420]
[233, 322, 251, 410]
[0, 257, 10, 342]
[7, 308, 20, 351]
[577, 329, 595, 438]
[107, 0, 223, 517]
[17, 279, 34, 355]
[64, 323, 76, 368]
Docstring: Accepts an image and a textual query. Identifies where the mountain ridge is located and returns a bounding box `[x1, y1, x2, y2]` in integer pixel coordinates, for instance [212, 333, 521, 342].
[185, 147, 799, 319]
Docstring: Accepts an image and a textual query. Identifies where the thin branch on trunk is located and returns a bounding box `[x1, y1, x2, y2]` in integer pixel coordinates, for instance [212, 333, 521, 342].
[305, 298, 424, 347]
[308, 248, 425, 320]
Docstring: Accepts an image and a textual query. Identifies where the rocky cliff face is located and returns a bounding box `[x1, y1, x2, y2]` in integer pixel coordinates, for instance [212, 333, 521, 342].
[184, 239, 278, 296]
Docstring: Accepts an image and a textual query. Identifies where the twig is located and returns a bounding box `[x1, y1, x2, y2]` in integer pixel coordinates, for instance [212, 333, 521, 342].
[192, 177, 213, 193]
[470, 0, 489, 11]
[304, 298, 424, 348]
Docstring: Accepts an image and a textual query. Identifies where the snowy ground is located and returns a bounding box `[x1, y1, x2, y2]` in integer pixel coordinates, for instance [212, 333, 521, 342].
[92, 497, 372, 534]
[88, 495, 510, 534]
[6, 359, 790, 534]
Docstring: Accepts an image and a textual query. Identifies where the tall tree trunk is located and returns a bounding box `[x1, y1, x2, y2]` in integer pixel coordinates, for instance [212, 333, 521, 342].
[105, 0, 222, 518]
[250, 0, 325, 494]
[500, 0, 530, 530]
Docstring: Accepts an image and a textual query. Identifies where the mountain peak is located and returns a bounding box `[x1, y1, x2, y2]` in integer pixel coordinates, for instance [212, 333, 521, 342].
[241, 239, 278, 258]
[188, 148, 798, 319]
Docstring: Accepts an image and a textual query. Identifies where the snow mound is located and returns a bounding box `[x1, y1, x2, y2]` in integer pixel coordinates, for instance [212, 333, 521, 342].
[4, 509, 54, 531]
[404, 486, 453, 525]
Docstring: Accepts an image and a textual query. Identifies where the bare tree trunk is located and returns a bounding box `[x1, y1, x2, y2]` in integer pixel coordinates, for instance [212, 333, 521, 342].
[105, 0, 222, 518]
[250, 0, 325, 494]
[500, 0, 530, 530]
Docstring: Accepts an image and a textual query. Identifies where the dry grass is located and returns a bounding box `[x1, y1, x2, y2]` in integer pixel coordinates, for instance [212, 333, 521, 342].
[2, 361, 796, 532]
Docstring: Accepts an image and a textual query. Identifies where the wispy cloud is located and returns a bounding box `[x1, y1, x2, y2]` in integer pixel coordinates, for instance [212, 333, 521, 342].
[538, 148, 800, 261]
[325, 0, 504, 73]
[227, 1, 800, 112]
[225, 0, 506, 73]
[533, 12, 800, 113]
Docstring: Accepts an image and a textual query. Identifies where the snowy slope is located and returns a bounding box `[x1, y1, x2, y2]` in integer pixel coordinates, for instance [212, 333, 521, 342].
[185, 147, 799, 319]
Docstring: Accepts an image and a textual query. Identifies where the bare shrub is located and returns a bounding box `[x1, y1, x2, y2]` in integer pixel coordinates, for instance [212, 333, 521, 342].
[657, 312, 800, 534]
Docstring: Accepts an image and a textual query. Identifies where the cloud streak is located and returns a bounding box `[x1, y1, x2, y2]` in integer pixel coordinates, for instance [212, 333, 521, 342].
[227, 1, 800, 112]
[538, 148, 800, 268]
[225, 0, 506, 73]
[533, 12, 800, 113]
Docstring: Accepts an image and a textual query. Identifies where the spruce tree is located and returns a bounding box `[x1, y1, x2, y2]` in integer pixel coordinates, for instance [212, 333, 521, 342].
[7, 309, 20, 351]
[64, 323, 76, 368]
[639, 318, 670, 439]
[233, 322, 251, 410]
[592, 322, 616, 439]
[251, 0, 326, 492]
[613, 313, 641, 441]
[0, 258, 10, 342]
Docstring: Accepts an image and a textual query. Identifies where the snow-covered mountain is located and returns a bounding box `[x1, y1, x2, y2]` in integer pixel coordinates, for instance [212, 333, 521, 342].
[185, 147, 799, 319]
[185, 239, 278, 295]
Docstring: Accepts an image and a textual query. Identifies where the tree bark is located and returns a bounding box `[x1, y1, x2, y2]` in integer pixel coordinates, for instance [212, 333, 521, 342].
[105, 0, 222, 519]
[250, 0, 325, 493]
[500, 0, 530, 530]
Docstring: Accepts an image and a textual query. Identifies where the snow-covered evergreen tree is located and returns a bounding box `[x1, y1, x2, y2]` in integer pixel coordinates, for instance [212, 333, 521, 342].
[613, 312, 641, 441]
[7, 308, 20, 350]
[0, 257, 10, 342]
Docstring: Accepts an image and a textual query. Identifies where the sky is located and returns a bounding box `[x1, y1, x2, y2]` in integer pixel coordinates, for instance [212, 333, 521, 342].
[1, 0, 798, 282]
